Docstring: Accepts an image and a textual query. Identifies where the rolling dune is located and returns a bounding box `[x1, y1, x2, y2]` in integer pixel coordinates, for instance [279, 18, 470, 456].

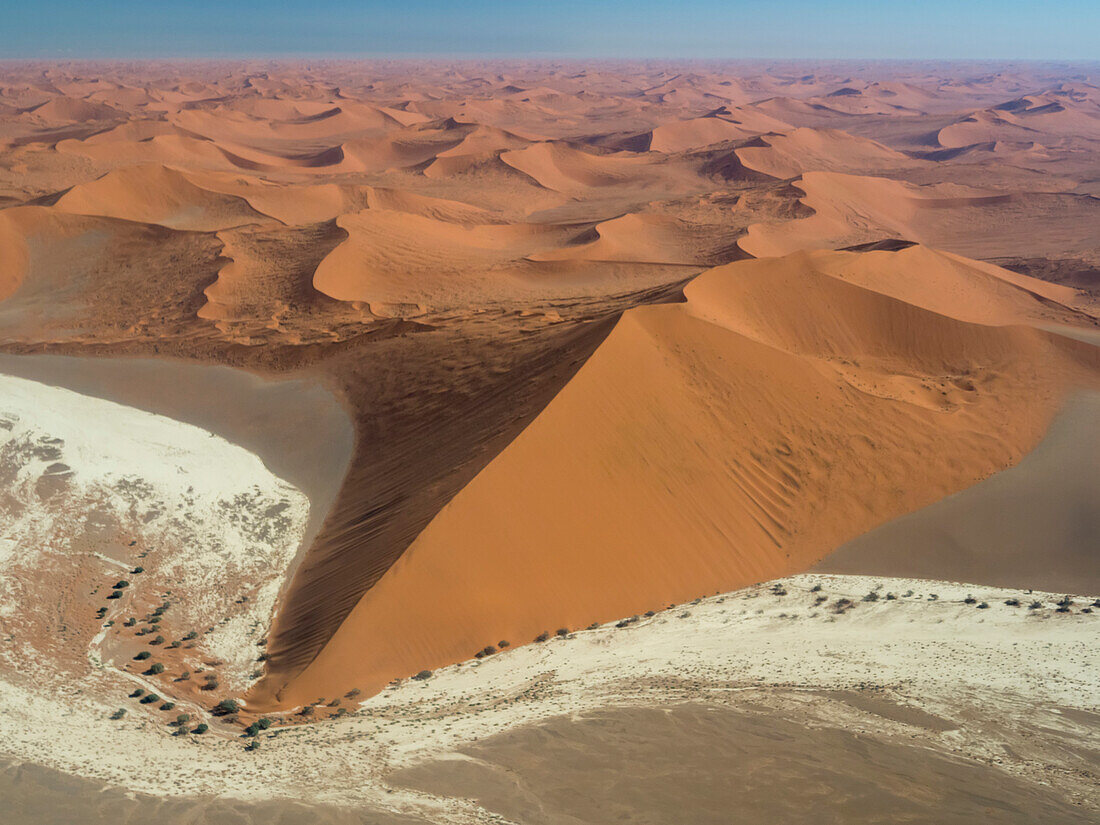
[261, 247, 1100, 706]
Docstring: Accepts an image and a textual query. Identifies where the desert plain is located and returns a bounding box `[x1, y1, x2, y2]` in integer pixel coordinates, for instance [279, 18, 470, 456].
[0, 59, 1097, 823]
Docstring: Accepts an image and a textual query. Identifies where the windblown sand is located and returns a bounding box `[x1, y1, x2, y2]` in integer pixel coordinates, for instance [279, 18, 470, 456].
[0, 60, 1099, 820]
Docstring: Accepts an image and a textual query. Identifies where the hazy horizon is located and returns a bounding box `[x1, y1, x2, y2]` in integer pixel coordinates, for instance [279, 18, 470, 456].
[5, 0, 1099, 61]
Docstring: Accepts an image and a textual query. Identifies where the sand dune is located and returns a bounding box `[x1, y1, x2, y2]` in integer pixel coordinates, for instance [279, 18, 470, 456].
[54, 164, 269, 230]
[264, 247, 1100, 705]
[2, 65, 1100, 791]
[735, 127, 918, 178]
[739, 171, 1011, 257]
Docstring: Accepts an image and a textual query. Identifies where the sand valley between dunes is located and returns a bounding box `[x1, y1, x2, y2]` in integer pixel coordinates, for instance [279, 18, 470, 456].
[0, 59, 1098, 821]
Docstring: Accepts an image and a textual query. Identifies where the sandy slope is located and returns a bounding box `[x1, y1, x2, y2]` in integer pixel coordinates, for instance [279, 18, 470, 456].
[1, 61, 1099, 741]
[267, 247, 1100, 705]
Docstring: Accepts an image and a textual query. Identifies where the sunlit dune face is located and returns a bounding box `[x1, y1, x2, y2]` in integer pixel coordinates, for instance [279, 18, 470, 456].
[0, 62, 1098, 721]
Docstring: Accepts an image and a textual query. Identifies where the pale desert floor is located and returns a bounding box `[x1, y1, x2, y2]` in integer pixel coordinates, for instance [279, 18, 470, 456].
[0, 60, 1098, 821]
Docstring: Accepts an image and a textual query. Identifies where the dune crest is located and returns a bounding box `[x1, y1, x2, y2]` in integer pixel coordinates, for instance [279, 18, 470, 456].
[258, 246, 1100, 706]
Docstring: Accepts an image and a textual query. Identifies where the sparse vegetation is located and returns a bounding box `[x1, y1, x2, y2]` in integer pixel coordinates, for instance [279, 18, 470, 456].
[113, 580, 129, 589]
[131, 566, 144, 574]
[109, 708, 127, 720]
[257, 717, 273, 730]
[862, 591, 879, 602]
[150, 635, 165, 645]
[124, 617, 137, 627]
[964, 595, 977, 604]
[212, 699, 240, 716]
[173, 713, 191, 726]
[412, 670, 432, 681]
[555, 627, 569, 637]
[159, 701, 175, 711]
[534, 631, 550, 642]
[144, 663, 165, 675]
[129, 689, 145, 698]
[1029, 600, 1043, 610]
[1005, 598, 1020, 606]
[192, 723, 208, 734]
[133, 651, 151, 661]
[810, 584, 822, 592]
[977, 602, 989, 609]
[832, 598, 854, 614]
[106, 591, 122, 600]
[183, 631, 198, 640]
[140, 694, 160, 704]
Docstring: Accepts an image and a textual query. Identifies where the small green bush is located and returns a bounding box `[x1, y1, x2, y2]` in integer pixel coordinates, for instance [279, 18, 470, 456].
[133, 651, 151, 661]
[535, 631, 550, 642]
[213, 699, 240, 716]
[113, 581, 129, 589]
[412, 670, 432, 681]
[192, 723, 209, 734]
[129, 689, 145, 698]
[131, 566, 144, 574]
[109, 708, 126, 720]
[145, 663, 165, 675]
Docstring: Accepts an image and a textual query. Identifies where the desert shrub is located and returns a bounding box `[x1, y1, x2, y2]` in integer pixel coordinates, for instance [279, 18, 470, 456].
[201, 679, 219, 691]
[148, 616, 162, 624]
[183, 631, 198, 641]
[129, 689, 145, 698]
[412, 670, 432, 681]
[963, 595, 977, 604]
[862, 591, 879, 602]
[814, 595, 828, 605]
[885, 593, 897, 600]
[481, 645, 496, 656]
[1029, 601, 1043, 610]
[903, 590, 914, 597]
[133, 651, 151, 661]
[928, 594, 939, 601]
[124, 617, 137, 627]
[177, 671, 191, 681]
[300, 705, 315, 716]
[150, 635, 165, 645]
[257, 717, 272, 730]
[1005, 598, 1020, 606]
[140, 694, 160, 704]
[1057, 596, 1073, 607]
[107, 592, 122, 600]
[534, 631, 550, 642]
[113, 581, 129, 589]
[131, 566, 144, 574]
[345, 688, 361, 698]
[244, 723, 260, 737]
[810, 584, 822, 593]
[245, 740, 260, 752]
[1092, 599, 1100, 608]
[145, 663, 165, 675]
[256, 653, 268, 662]
[555, 628, 569, 637]
[109, 708, 126, 720]
[168, 641, 181, 649]
[976, 602, 989, 609]
[160, 702, 175, 711]
[174, 713, 191, 726]
[832, 598, 854, 614]
[1056, 605, 1071, 613]
[213, 699, 240, 716]
[192, 723, 208, 734]
[770, 586, 787, 597]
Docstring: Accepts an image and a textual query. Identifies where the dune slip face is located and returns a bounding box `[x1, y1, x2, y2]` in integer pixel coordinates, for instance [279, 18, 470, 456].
[1, 63, 1099, 820]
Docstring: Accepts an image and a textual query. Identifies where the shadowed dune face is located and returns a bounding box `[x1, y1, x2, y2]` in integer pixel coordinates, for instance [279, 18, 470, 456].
[0, 61, 1099, 718]
[266, 249, 1100, 706]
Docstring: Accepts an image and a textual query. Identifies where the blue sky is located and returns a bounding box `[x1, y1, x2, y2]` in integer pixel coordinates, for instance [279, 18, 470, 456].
[4, 1, 1098, 60]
